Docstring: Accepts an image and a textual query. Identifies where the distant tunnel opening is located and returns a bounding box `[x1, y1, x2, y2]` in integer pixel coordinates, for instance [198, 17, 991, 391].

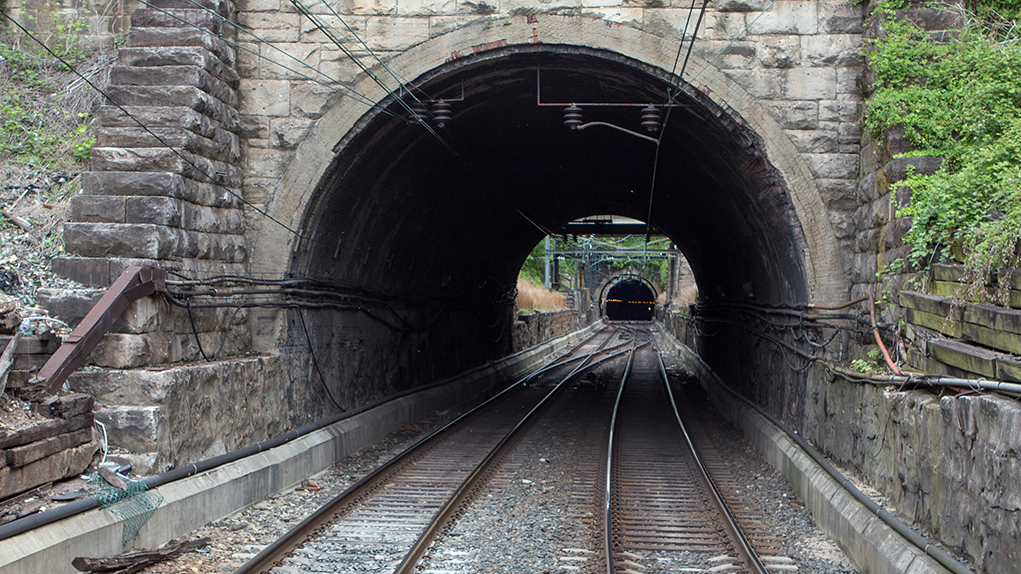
[605, 279, 656, 321]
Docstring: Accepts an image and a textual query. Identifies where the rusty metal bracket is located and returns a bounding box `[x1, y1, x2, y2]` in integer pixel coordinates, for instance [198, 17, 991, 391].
[35, 265, 167, 395]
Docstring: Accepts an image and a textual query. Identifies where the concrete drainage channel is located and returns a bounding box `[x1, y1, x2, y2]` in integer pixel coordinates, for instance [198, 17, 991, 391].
[657, 332, 968, 574]
[0, 322, 603, 574]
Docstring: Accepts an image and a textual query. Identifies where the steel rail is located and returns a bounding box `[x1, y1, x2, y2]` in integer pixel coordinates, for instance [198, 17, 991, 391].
[602, 334, 638, 574]
[391, 332, 637, 574]
[234, 326, 620, 574]
[654, 339, 770, 574]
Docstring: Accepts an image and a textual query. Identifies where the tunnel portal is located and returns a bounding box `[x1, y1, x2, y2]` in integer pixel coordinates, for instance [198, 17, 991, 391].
[604, 278, 657, 322]
[283, 45, 814, 405]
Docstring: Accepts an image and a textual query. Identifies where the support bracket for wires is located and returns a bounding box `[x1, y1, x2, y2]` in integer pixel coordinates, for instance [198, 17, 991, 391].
[34, 265, 167, 395]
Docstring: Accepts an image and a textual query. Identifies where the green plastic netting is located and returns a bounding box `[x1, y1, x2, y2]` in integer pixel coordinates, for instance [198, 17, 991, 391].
[82, 473, 163, 545]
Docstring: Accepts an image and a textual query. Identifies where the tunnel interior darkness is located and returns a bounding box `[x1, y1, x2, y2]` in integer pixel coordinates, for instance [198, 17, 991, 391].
[604, 278, 657, 322]
[287, 45, 812, 399]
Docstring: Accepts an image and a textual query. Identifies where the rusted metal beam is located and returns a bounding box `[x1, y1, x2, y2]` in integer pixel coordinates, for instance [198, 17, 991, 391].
[35, 265, 166, 395]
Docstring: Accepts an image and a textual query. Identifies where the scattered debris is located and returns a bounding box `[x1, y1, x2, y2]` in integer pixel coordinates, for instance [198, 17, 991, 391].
[71, 536, 212, 573]
[296, 480, 321, 492]
[97, 466, 127, 491]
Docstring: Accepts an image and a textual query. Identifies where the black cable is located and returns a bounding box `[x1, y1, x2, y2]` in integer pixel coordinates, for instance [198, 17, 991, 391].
[0, 8, 302, 238]
[213, 305, 243, 360]
[296, 307, 345, 411]
[185, 298, 212, 361]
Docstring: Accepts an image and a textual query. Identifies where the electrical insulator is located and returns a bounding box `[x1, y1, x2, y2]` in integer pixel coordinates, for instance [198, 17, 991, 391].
[640, 105, 661, 132]
[432, 99, 452, 128]
[563, 104, 583, 130]
[409, 101, 429, 122]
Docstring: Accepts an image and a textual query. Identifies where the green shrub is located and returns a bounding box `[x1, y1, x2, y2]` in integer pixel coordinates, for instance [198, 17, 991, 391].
[865, 2, 1021, 289]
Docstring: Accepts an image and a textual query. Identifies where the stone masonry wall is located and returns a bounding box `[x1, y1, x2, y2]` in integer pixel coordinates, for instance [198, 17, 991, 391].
[512, 309, 580, 353]
[52, 0, 250, 369]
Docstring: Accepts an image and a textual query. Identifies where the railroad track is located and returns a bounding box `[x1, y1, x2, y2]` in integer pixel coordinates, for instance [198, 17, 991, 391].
[235, 325, 796, 574]
[235, 326, 626, 574]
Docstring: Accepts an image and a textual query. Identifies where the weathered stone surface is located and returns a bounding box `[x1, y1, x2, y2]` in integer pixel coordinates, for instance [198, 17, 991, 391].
[71, 195, 126, 223]
[96, 406, 166, 453]
[81, 172, 240, 208]
[747, 1, 817, 35]
[96, 127, 241, 164]
[96, 106, 221, 140]
[110, 65, 238, 108]
[365, 16, 429, 50]
[64, 223, 177, 259]
[269, 117, 313, 149]
[91, 148, 242, 187]
[770, 100, 817, 129]
[885, 156, 942, 184]
[237, 79, 291, 117]
[0, 440, 98, 500]
[182, 203, 245, 233]
[802, 34, 863, 67]
[117, 46, 241, 91]
[819, 1, 864, 34]
[289, 82, 341, 119]
[128, 27, 236, 65]
[397, 0, 456, 16]
[104, 88, 240, 135]
[786, 128, 838, 153]
[125, 196, 184, 227]
[756, 35, 800, 69]
[130, 8, 227, 35]
[714, 0, 770, 12]
[344, 0, 397, 16]
[148, 0, 234, 18]
[5, 428, 94, 468]
[237, 11, 301, 42]
[805, 152, 858, 180]
[783, 67, 836, 100]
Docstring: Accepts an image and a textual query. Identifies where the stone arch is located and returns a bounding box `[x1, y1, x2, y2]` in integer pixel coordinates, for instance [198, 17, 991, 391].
[246, 14, 847, 347]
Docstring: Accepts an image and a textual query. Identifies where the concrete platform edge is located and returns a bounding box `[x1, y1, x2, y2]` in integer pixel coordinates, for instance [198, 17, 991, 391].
[658, 331, 950, 574]
[0, 321, 602, 574]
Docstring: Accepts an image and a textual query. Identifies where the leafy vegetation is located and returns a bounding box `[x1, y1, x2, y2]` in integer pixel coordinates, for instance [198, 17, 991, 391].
[0, 13, 103, 170]
[864, 1, 1021, 293]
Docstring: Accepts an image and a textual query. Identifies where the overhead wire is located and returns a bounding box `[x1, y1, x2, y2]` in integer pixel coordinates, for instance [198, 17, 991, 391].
[640, 0, 710, 272]
[0, 8, 304, 239]
[289, 0, 458, 156]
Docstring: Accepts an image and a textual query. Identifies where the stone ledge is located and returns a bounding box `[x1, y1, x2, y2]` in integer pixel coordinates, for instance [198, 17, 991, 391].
[90, 147, 242, 188]
[901, 290, 1021, 358]
[96, 127, 240, 165]
[81, 172, 241, 209]
[127, 28, 236, 67]
[110, 66, 238, 109]
[50, 257, 246, 288]
[62, 223, 248, 263]
[102, 86, 239, 133]
[129, 11, 229, 39]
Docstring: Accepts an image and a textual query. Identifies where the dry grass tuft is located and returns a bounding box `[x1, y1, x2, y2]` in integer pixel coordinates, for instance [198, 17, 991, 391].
[516, 278, 567, 313]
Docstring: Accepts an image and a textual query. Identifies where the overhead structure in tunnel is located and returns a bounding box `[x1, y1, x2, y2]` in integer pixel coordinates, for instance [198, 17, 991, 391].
[603, 275, 658, 322]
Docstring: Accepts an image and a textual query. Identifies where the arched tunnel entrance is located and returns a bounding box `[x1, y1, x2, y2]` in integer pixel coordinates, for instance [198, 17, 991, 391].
[282, 44, 814, 411]
[604, 276, 657, 322]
